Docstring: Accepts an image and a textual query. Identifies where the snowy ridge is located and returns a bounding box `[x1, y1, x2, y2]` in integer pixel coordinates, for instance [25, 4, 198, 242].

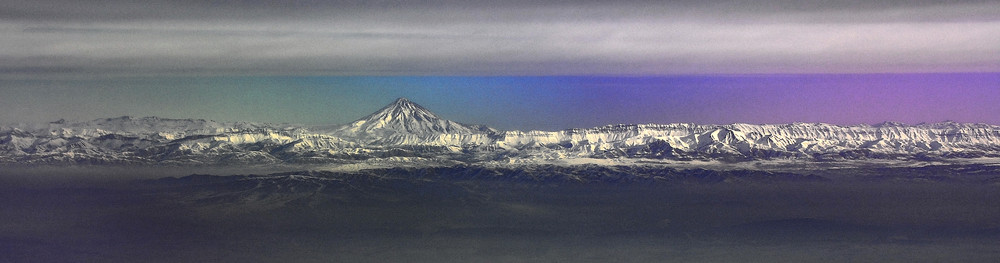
[2, 98, 1000, 166]
[493, 122, 1000, 160]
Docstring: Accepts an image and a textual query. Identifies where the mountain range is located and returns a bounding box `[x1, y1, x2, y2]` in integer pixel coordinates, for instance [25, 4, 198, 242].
[2, 97, 999, 167]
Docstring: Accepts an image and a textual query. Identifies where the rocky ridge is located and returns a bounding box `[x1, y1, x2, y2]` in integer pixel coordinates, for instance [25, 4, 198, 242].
[2, 98, 999, 166]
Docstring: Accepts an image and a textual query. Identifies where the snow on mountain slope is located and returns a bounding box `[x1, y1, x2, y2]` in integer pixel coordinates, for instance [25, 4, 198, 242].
[2, 98, 1000, 166]
[0, 116, 349, 165]
[331, 98, 497, 145]
[492, 122, 1000, 161]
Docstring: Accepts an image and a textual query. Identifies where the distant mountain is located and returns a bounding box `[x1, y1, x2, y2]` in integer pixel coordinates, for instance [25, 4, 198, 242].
[2, 98, 1000, 166]
[330, 98, 496, 144]
[336, 98, 495, 136]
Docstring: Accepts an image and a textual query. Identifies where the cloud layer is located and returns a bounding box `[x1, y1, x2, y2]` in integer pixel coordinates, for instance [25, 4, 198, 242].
[2, 0, 999, 76]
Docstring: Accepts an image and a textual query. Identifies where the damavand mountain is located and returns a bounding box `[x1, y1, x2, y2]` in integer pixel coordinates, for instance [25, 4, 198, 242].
[2, 97, 1000, 166]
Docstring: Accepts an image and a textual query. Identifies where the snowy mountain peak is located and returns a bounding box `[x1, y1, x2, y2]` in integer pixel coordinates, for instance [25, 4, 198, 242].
[392, 97, 412, 104]
[336, 98, 493, 137]
[376, 97, 442, 122]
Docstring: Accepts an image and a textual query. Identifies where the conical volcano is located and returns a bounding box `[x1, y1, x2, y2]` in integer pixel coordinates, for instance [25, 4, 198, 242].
[336, 98, 494, 137]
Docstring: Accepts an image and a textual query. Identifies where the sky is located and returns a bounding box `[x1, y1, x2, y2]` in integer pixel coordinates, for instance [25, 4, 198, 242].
[3, 0, 1000, 75]
[1, 1, 999, 129]
[1, 74, 998, 130]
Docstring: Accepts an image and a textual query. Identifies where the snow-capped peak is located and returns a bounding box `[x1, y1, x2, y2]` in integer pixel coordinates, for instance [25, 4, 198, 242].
[369, 97, 444, 127]
[336, 98, 493, 137]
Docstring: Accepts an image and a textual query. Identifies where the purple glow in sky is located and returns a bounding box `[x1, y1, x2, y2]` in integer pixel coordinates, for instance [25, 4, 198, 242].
[0, 1, 998, 129]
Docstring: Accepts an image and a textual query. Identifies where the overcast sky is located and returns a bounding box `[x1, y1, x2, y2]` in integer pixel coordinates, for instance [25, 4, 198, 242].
[1, 1, 998, 129]
[3, 0, 1000, 76]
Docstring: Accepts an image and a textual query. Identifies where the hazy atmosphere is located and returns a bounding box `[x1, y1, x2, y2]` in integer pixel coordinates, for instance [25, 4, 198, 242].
[1, 74, 999, 130]
[3, 1, 999, 130]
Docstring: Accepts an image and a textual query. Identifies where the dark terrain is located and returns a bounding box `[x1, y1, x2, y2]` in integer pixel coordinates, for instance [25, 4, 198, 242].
[3, 164, 1000, 262]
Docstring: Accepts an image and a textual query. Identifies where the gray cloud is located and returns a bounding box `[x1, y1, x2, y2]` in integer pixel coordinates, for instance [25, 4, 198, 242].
[6, 0, 997, 23]
[1, 0, 999, 76]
